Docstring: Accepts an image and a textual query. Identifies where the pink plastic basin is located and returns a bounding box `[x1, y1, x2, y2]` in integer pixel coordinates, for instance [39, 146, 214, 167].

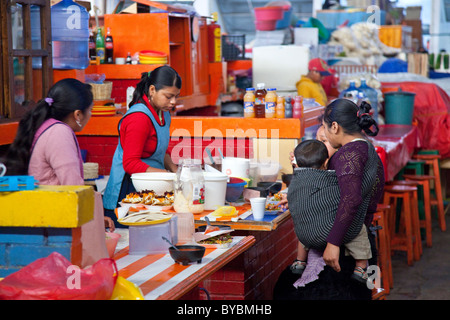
[254, 6, 284, 21]
[255, 19, 278, 31]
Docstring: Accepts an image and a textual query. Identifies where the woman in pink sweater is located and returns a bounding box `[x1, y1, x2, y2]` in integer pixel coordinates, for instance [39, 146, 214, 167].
[3, 78, 113, 266]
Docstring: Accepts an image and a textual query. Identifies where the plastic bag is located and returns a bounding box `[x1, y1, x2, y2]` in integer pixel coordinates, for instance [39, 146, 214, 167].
[0, 252, 117, 300]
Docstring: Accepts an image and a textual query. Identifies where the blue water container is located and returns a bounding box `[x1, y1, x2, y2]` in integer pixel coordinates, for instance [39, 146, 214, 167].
[31, 5, 43, 68]
[51, 0, 89, 69]
[359, 79, 379, 122]
[339, 80, 362, 104]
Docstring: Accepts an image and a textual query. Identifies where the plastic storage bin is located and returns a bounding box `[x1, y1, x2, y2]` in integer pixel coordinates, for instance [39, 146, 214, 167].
[128, 216, 178, 255]
[384, 90, 416, 125]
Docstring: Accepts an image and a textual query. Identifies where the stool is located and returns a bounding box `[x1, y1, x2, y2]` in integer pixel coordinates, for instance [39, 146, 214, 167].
[402, 174, 434, 247]
[413, 153, 446, 231]
[383, 184, 422, 265]
[373, 204, 393, 293]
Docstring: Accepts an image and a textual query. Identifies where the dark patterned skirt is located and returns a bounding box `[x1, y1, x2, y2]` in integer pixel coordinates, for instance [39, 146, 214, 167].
[273, 227, 377, 300]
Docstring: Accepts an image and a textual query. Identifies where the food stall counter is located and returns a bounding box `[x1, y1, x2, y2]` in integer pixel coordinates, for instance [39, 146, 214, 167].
[113, 235, 255, 300]
[193, 203, 290, 232]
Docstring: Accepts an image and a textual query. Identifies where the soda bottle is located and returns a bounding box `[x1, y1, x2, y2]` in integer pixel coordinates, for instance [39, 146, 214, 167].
[254, 83, 266, 118]
[89, 29, 96, 61]
[126, 52, 132, 64]
[275, 95, 285, 118]
[293, 96, 303, 119]
[105, 27, 114, 64]
[284, 96, 293, 118]
[243, 87, 255, 118]
[95, 27, 105, 64]
[265, 88, 277, 118]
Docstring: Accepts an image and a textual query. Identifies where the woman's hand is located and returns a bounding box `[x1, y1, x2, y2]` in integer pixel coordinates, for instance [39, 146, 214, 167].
[323, 243, 341, 272]
[104, 216, 115, 232]
[277, 193, 289, 210]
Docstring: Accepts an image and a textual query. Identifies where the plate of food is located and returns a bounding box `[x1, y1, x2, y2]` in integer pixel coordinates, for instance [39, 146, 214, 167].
[119, 190, 174, 211]
[196, 231, 234, 249]
[117, 210, 173, 226]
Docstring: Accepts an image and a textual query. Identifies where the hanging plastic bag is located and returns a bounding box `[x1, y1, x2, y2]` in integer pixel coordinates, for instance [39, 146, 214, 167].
[0, 252, 117, 300]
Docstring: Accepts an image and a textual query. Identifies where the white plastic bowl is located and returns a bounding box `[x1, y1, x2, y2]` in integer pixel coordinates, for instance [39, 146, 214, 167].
[131, 172, 176, 195]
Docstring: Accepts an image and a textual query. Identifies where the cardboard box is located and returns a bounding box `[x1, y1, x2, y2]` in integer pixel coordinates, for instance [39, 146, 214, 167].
[406, 6, 421, 20]
[404, 20, 423, 46]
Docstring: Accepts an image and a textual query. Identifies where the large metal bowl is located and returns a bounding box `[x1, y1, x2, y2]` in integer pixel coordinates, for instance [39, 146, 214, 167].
[169, 245, 206, 265]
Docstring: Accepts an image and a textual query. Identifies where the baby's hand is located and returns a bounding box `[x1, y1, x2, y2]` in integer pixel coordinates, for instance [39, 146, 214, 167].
[277, 193, 289, 210]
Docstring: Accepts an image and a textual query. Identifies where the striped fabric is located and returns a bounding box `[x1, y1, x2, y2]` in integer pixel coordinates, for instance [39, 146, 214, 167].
[288, 142, 378, 250]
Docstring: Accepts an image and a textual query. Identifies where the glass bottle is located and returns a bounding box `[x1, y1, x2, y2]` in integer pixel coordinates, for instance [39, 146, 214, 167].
[265, 88, 277, 118]
[243, 87, 255, 118]
[293, 95, 303, 119]
[275, 95, 285, 118]
[284, 96, 293, 118]
[95, 27, 105, 64]
[254, 83, 267, 118]
[105, 27, 114, 64]
[174, 159, 205, 214]
[89, 29, 96, 61]
[126, 52, 132, 64]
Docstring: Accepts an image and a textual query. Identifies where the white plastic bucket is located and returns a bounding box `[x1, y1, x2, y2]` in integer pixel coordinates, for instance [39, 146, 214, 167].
[203, 172, 228, 210]
[221, 157, 250, 178]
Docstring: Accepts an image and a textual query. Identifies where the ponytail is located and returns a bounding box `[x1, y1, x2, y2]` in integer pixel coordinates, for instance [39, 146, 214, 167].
[2, 78, 93, 175]
[357, 101, 379, 137]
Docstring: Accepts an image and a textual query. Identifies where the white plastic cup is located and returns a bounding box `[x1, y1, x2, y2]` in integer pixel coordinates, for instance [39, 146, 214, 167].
[250, 197, 267, 221]
[203, 172, 228, 210]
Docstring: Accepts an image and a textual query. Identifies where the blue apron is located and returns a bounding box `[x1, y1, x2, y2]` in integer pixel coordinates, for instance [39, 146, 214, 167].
[103, 103, 171, 210]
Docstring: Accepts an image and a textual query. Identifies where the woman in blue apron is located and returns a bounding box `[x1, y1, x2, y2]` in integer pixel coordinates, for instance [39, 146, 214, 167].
[103, 66, 181, 227]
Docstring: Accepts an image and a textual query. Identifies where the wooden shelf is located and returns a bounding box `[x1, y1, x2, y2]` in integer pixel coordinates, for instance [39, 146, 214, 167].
[86, 64, 163, 80]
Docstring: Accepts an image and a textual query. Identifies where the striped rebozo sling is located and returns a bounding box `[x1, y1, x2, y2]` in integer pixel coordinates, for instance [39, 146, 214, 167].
[287, 142, 378, 250]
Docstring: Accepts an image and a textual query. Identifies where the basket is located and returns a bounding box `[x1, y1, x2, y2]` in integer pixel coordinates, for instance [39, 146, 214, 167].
[222, 35, 245, 61]
[90, 81, 113, 100]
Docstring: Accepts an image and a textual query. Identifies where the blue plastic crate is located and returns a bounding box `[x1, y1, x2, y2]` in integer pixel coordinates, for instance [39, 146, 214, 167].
[0, 176, 38, 192]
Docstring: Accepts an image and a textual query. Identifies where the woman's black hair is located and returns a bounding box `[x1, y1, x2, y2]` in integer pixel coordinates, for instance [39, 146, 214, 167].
[2, 78, 93, 175]
[129, 65, 182, 108]
[294, 139, 329, 169]
[322, 98, 379, 137]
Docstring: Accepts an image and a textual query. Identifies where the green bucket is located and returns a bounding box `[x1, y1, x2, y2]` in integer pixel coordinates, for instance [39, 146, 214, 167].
[384, 90, 416, 125]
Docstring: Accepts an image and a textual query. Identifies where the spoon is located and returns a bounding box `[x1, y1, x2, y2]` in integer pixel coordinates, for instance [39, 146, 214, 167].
[205, 147, 215, 164]
[162, 236, 180, 251]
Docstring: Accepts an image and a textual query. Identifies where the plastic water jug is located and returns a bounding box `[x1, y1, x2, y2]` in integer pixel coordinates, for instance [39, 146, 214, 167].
[51, 0, 90, 69]
[339, 80, 361, 104]
[30, 6, 41, 68]
[359, 79, 379, 122]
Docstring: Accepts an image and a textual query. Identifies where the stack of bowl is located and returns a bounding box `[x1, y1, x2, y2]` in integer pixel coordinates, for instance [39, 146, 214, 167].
[139, 50, 168, 65]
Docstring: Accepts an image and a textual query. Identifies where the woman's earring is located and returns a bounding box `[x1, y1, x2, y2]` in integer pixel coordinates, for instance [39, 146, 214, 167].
[76, 119, 82, 127]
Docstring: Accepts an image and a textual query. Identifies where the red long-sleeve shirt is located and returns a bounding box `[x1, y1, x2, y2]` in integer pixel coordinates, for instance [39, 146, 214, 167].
[119, 98, 166, 174]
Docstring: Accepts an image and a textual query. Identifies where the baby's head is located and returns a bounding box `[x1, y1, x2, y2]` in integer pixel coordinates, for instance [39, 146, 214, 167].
[294, 139, 329, 170]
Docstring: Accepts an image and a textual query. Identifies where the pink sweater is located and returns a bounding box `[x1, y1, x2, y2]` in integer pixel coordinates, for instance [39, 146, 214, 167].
[28, 119, 84, 185]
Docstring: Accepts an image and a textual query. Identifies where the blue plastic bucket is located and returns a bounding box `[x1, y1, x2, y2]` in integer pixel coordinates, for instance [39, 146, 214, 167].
[384, 90, 416, 125]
